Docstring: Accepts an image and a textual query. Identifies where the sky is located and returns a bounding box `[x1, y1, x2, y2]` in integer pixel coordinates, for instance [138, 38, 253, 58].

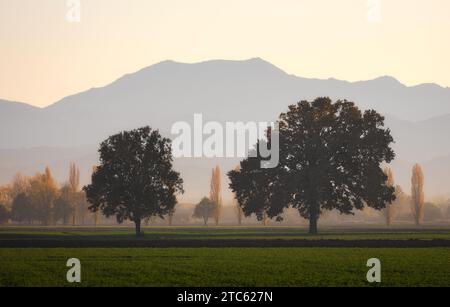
[0, 0, 449, 107]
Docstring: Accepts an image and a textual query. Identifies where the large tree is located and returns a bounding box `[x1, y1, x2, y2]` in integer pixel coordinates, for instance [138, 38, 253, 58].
[229, 97, 396, 234]
[83, 126, 183, 236]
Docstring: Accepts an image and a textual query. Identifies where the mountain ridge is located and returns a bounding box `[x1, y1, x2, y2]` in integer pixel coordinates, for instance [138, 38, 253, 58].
[2, 58, 450, 110]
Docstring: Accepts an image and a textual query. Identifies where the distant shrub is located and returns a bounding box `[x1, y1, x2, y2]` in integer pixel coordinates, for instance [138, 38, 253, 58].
[0, 203, 9, 225]
[423, 203, 443, 222]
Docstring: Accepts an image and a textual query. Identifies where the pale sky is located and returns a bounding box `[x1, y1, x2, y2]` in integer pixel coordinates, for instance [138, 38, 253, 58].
[0, 0, 449, 107]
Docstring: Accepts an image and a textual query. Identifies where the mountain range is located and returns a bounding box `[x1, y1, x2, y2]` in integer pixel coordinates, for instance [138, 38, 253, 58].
[1, 58, 449, 201]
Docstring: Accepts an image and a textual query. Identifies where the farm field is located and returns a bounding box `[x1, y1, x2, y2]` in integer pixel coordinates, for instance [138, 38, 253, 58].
[1, 227, 449, 287]
[1, 225, 450, 241]
[0, 247, 449, 287]
[0, 226, 450, 248]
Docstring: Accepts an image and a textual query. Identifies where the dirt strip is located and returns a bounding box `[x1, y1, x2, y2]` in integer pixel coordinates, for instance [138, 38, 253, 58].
[1, 239, 449, 248]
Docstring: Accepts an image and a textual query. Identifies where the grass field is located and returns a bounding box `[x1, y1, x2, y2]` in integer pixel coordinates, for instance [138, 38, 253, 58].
[1, 226, 450, 241]
[0, 247, 449, 287]
[0, 226, 449, 287]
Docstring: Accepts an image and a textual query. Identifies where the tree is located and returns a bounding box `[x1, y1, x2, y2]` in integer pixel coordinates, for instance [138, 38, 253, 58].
[210, 166, 222, 226]
[75, 191, 89, 225]
[229, 97, 396, 234]
[28, 167, 59, 225]
[11, 193, 33, 224]
[54, 184, 74, 225]
[411, 164, 425, 225]
[423, 202, 443, 222]
[83, 126, 184, 236]
[0, 203, 9, 225]
[167, 208, 175, 226]
[192, 197, 216, 226]
[68, 162, 80, 225]
[232, 166, 244, 226]
[9, 173, 30, 200]
[382, 167, 397, 226]
[0, 186, 11, 210]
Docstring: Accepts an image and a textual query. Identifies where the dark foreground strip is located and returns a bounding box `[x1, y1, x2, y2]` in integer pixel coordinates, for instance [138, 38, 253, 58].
[1, 239, 449, 248]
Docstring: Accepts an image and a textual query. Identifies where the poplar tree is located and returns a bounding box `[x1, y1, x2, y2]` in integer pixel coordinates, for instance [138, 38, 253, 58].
[411, 164, 425, 225]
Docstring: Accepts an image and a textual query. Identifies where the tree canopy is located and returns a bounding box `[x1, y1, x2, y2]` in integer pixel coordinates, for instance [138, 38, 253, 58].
[83, 126, 184, 236]
[192, 197, 216, 226]
[228, 97, 396, 234]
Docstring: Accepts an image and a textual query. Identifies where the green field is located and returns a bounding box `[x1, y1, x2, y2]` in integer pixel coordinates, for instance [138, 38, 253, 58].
[0, 247, 449, 287]
[0, 227, 449, 287]
[1, 226, 450, 241]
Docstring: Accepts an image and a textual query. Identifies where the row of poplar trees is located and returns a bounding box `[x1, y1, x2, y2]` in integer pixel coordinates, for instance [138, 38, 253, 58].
[383, 164, 425, 226]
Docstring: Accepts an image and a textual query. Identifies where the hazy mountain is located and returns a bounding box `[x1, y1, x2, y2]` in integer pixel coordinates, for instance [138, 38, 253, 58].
[386, 113, 450, 162]
[0, 58, 449, 200]
[1, 58, 450, 149]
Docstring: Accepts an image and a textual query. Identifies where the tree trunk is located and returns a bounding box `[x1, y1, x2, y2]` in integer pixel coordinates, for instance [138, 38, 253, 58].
[135, 218, 142, 236]
[309, 210, 318, 234]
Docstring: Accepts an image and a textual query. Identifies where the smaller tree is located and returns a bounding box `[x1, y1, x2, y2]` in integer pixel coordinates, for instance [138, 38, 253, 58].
[68, 162, 80, 225]
[9, 173, 30, 200]
[54, 184, 74, 225]
[0, 204, 9, 225]
[11, 193, 33, 224]
[74, 191, 89, 225]
[192, 197, 216, 226]
[28, 167, 59, 225]
[382, 167, 397, 226]
[411, 164, 425, 225]
[210, 166, 222, 226]
[83, 127, 183, 236]
[0, 186, 11, 210]
[423, 203, 443, 222]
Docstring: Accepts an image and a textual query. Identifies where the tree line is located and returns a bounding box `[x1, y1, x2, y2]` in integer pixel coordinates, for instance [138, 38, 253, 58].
[0, 98, 449, 234]
[0, 163, 89, 226]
